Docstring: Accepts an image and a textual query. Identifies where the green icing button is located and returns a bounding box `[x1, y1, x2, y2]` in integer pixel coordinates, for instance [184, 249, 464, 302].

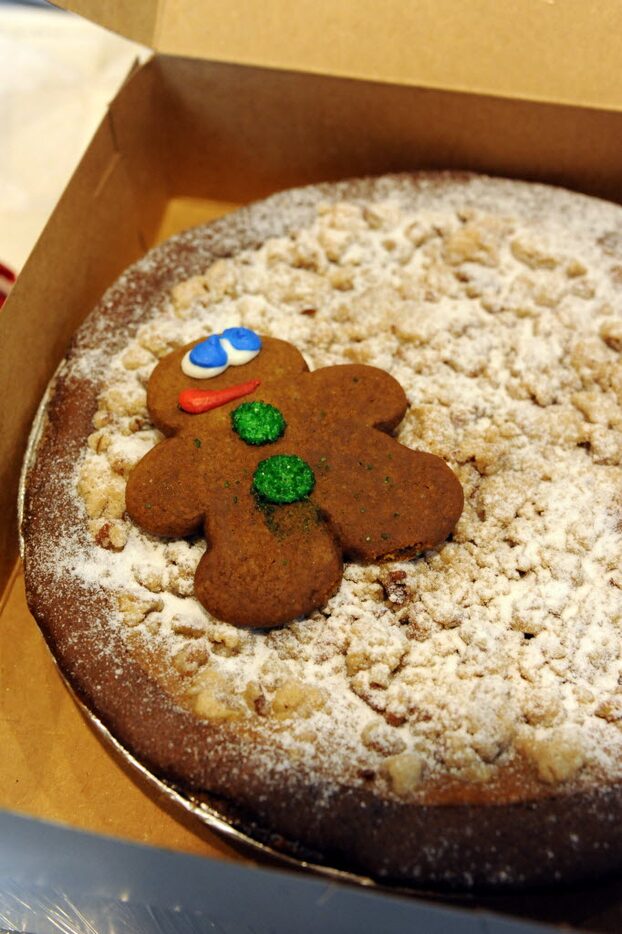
[253, 454, 315, 504]
[231, 401, 286, 445]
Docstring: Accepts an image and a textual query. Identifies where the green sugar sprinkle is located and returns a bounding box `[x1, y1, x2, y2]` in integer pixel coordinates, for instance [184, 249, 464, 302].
[231, 401, 286, 446]
[193, 438, 202, 448]
[253, 454, 315, 504]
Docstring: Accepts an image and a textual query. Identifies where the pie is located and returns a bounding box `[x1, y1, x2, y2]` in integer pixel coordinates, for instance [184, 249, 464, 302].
[21, 172, 622, 888]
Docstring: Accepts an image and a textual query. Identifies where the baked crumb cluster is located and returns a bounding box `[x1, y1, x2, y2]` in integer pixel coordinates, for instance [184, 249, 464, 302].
[76, 187, 622, 796]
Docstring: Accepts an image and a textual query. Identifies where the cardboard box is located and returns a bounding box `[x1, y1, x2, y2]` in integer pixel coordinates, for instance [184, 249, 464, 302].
[3, 3, 622, 928]
[51, 0, 622, 112]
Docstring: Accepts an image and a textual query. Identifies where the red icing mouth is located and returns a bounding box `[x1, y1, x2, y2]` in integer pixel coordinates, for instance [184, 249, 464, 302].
[178, 379, 261, 414]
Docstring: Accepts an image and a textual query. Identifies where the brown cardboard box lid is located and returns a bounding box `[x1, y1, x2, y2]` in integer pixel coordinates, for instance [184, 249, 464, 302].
[53, 0, 622, 111]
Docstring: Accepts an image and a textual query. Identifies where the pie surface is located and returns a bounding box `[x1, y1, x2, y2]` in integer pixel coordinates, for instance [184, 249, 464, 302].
[21, 172, 622, 888]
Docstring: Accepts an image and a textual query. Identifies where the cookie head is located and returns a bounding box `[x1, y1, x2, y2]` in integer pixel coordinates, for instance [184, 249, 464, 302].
[147, 331, 308, 435]
[126, 331, 464, 628]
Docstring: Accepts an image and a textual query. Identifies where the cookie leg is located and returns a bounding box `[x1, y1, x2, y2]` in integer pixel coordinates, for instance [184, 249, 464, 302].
[306, 424, 463, 561]
[195, 493, 342, 628]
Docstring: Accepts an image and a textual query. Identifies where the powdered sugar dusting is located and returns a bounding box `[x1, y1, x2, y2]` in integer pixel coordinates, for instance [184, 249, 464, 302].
[27, 174, 622, 801]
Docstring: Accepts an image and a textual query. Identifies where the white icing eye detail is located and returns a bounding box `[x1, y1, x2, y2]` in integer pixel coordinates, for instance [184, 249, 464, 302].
[181, 335, 228, 379]
[220, 338, 260, 367]
[181, 351, 228, 379]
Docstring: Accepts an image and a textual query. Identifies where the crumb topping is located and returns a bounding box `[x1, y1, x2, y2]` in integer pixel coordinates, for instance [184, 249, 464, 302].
[58, 178, 622, 797]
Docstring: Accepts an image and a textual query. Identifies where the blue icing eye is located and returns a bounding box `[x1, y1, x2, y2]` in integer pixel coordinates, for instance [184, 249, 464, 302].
[181, 327, 261, 379]
[221, 327, 261, 352]
[189, 334, 228, 369]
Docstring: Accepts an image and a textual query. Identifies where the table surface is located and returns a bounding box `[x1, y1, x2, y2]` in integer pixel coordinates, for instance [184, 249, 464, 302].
[0, 3, 147, 273]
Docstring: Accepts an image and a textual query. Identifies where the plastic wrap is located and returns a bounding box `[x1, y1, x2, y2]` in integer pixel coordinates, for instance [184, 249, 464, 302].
[0, 810, 557, 934]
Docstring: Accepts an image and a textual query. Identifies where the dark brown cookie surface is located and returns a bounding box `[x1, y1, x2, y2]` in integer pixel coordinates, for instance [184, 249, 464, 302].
[126, 335, 463, 627]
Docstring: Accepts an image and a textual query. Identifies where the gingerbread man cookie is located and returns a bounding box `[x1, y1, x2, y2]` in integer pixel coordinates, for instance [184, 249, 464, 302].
[126, 328, 463, 628]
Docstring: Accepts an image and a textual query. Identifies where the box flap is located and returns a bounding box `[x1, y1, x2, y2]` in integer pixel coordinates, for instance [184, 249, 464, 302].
[53, 0, 622, 111]
[52, 0, 160, 47]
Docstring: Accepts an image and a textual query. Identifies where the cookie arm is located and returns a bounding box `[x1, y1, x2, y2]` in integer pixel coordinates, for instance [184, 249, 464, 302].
[125, 438, 205, 538]
[307, 425, 463, 561]
[301, 365, 408, 432]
